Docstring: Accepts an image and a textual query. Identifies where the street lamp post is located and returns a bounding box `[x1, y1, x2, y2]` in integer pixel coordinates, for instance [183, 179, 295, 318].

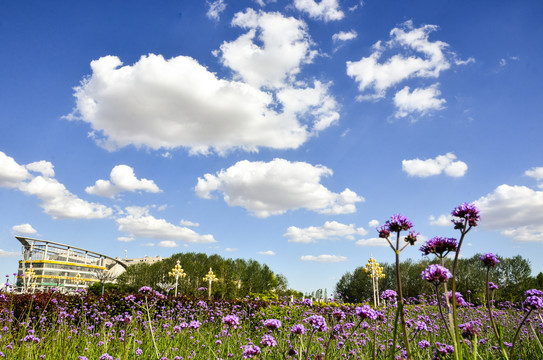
[203, 268, 218, 300]
[168, 260, 187, 297]
[364, 256, 385, 307]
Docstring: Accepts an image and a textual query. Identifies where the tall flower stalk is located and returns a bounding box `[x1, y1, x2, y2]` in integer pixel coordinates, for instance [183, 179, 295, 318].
[378, 214, 418, 359]
[449, 203, 480, 360]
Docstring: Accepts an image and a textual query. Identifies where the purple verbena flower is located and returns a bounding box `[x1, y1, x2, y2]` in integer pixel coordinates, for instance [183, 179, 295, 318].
[240, 344, 261, 358]
[138, 286, 153, 294]
[479, 253, 500, 268]
[377, 225, 390, 239]
[291, 324, 306, 334]
[421, 264, 452, 286]
[524, 296, 543, 310]
[418, 340, 431, 349]
[263, 319, 281, 330]
[459, 320, 481, 340]
[405, 231, 419, 245]
[304, 315, 328, 332]
[447, 291, 468, 307]
[385, 214, 414, 233]
[525, 289, 543, 297]
[488, 282, 499, 290]
[222, 315, 240, 327]
[355, 305, 378, 320]
[260, 334, 277, 347]
[420, 237, 458, 258]
[189, 320, 201, 329]
[451, 202, 480, 228]
[380, 289, 397, 301]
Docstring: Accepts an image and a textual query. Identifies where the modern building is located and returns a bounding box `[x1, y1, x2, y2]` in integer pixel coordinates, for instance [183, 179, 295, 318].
[15, 236, 128, 292]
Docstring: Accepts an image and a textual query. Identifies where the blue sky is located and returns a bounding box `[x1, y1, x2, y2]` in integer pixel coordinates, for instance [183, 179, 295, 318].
[1, 0, 542, 294]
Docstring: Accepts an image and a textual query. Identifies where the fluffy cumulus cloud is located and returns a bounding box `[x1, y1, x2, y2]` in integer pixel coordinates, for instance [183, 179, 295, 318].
[429, 214, 452, 226]
[525, 167, 543, 188]
[300, 254, 347, 262]
[12, 224, 37, 235]
[346, 21, 452, 98]
[475, 183, 543, 242]
[332, 30, 357, 42]
[293, 0, 344, 22]
[284, 221, 367, 243]
[206, 0, 226, 20]
[116, 206, 216, 244]
[67, 10, 338, 155]
[402, 153, 468, 178]
[393, 84, 446, 118]
[86, 165, 161, 198]
[0, 151, 112, 220]
[354, 238, 388, 247]
[195, 159, 364, 218]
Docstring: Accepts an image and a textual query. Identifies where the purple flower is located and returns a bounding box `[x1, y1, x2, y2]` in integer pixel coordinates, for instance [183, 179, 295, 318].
[377, 225, 390, 239]
[291, 324, 306, 334]
[99, 354, 113, 360]
[304, 315, 328, 332]
[380, 289, 397, 301]
[488, 282, 499, 290]
[525, 289, 543, 297]
[479, 253, 500, 268]
[260, 334, 277, 347]
[302, 298, 313, 306]
[451, 202, 480, 228]
[355, 305, 378, 320]
[135, 348, 143, 356]
[459, 321, 481, 340]
[524, 296, 543, 310]
[434, 342, 454, 356]
[447, 291, 468, 307]
[263, 319, 281, 330]
[404, 230, 419, 245]
[240, 344, 261, 358]
[332, 309, 346, 320]
[385, 214, 414, 233]
[138, 286, 153, 294]
[418, 340, 431, 349]
[222, 315, 240, 327]
[420, 237, 458, 258]
[421, 264, 452, 286]
[189, 320, 201, 329]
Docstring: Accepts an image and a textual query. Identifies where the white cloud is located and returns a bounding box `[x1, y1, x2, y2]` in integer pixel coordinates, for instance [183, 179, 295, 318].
[220, 9, 316, 88]
[393, 84, 446, 118]
[300, 254, 347, 262]
[475, 184, 543, 242]
[25, 161, 55, 178]
[206, 0, 226, 21]
[86, 165, 161, 198]
[294, 0, 344, 22]
[346, 21, 468, 100]
[117, 236, 135, 242]
[195, 158, 364, 218]
[180, 219, 199, 227]
[429, 214, 452, 226]
[19, 176, 112, 220]
[116, 206, 216, 243]
[158, 240, 178, 248]
[12, 224, 37, 235]
[0, 151, 112, 220]
[0, 152, 31, 188]
[368, 219, 379, 228]
[258, 250, 276, 255]
[332, 30, 357, 42]
[224, 247, 238, 252]
[0, 249, 19, 258]
[402, 153, 467, 178]
[354, 238, 388, 247]
[284, 221, 367, 243]
[525, 167, 543, 188]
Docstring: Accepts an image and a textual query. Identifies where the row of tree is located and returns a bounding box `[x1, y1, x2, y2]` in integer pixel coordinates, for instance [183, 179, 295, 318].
[114, 252, 299, 299]
[335, 254, 543, 304]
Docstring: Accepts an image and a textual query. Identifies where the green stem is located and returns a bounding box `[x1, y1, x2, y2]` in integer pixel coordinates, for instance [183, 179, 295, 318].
[144, 296, 160, 360]
[394, 232, 412, 359]
[510, 308, 533, 358]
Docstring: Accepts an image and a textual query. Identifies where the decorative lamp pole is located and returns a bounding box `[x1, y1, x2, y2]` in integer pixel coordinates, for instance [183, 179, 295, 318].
[168, 260, 187, 297]
[364, 256, 385, 307]
[25, 268, 36, 293]
[75, 273, 82, 291]
[203, 268, 218, 300]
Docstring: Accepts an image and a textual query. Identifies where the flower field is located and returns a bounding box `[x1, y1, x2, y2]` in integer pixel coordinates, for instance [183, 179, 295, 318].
[0, 288, 542, 360]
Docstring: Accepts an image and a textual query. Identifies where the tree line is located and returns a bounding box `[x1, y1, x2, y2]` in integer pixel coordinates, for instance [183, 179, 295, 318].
[112, 252, 299, 299]
[335, 254, 543, 304]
